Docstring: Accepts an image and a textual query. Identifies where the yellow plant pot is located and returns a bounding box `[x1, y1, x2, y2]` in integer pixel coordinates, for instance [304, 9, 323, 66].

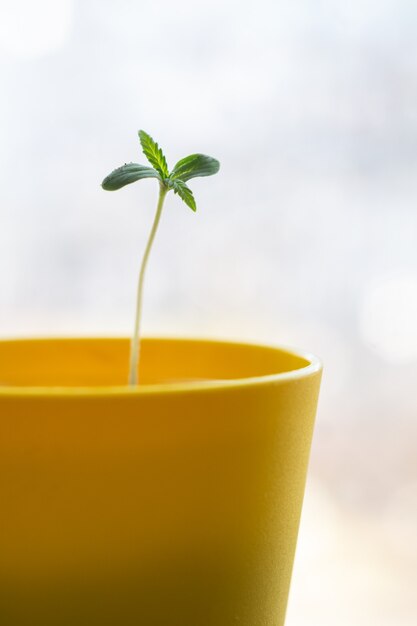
[0, 337, 322, 626]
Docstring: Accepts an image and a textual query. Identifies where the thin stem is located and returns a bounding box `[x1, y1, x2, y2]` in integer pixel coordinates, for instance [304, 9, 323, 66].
[128, 183, 168, 385]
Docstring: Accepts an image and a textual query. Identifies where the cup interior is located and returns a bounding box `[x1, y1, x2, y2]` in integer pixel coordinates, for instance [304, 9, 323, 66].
[0, 337, 317, 389]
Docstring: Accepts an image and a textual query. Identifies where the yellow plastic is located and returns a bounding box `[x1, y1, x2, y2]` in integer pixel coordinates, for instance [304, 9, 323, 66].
[0, 337, 322, 626]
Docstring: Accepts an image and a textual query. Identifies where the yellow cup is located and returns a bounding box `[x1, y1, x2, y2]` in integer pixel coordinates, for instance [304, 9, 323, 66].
[0, 337, 322, 626]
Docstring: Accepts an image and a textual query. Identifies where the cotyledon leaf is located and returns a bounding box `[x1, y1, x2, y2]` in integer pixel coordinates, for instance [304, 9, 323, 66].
[170, 154, 220, 182]
[101, 163, 160, 191]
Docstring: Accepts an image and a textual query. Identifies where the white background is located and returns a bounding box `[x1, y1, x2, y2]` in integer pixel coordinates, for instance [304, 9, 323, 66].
[1, 1, 416, 624]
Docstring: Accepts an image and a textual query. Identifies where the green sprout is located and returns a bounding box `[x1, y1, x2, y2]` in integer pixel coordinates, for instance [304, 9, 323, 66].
[102, 130, 220, 386]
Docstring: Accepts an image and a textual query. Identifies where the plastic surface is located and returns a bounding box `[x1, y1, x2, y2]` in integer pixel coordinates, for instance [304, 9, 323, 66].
[0, 337, 322, 626]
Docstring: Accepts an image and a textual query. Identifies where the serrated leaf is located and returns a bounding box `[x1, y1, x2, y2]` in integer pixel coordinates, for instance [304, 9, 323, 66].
[171, 179, 197, 212]
[102, 163, 160, 191]
[138, 130, 169, 178]
[170, 153, 220, 182]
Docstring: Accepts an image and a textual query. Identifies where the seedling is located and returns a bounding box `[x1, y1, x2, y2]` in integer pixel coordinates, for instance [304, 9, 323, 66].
[102, 130, 220, 386]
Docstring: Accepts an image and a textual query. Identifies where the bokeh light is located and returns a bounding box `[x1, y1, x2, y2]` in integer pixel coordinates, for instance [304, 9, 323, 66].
[360, 272, 417, 362]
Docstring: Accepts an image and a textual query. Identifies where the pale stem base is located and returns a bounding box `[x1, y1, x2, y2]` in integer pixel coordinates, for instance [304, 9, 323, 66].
[128, 184, 167, 385]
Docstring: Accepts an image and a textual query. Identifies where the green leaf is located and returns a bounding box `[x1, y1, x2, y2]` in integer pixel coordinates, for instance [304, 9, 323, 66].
[170, 153, 220, 182]
[102, 163, 160, 191]
[138, 130, 169, 178]
[170, 179, 197, 212]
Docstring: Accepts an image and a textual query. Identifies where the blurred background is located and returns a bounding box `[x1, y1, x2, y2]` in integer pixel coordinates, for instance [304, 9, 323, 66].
[1, 0, 416, 623]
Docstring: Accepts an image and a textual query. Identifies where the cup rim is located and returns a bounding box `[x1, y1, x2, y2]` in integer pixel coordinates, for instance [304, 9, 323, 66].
[0, 336, 322, 397]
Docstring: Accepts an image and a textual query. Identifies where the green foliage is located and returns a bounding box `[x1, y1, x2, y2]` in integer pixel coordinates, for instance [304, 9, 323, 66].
[102, 163, 160, 191]
[170, 154, 220, 182]
[170, 179, 196, 212]
[138, 130, 169, 179]
[101, 130, 219, 385]
[102, 129, 219, 212]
